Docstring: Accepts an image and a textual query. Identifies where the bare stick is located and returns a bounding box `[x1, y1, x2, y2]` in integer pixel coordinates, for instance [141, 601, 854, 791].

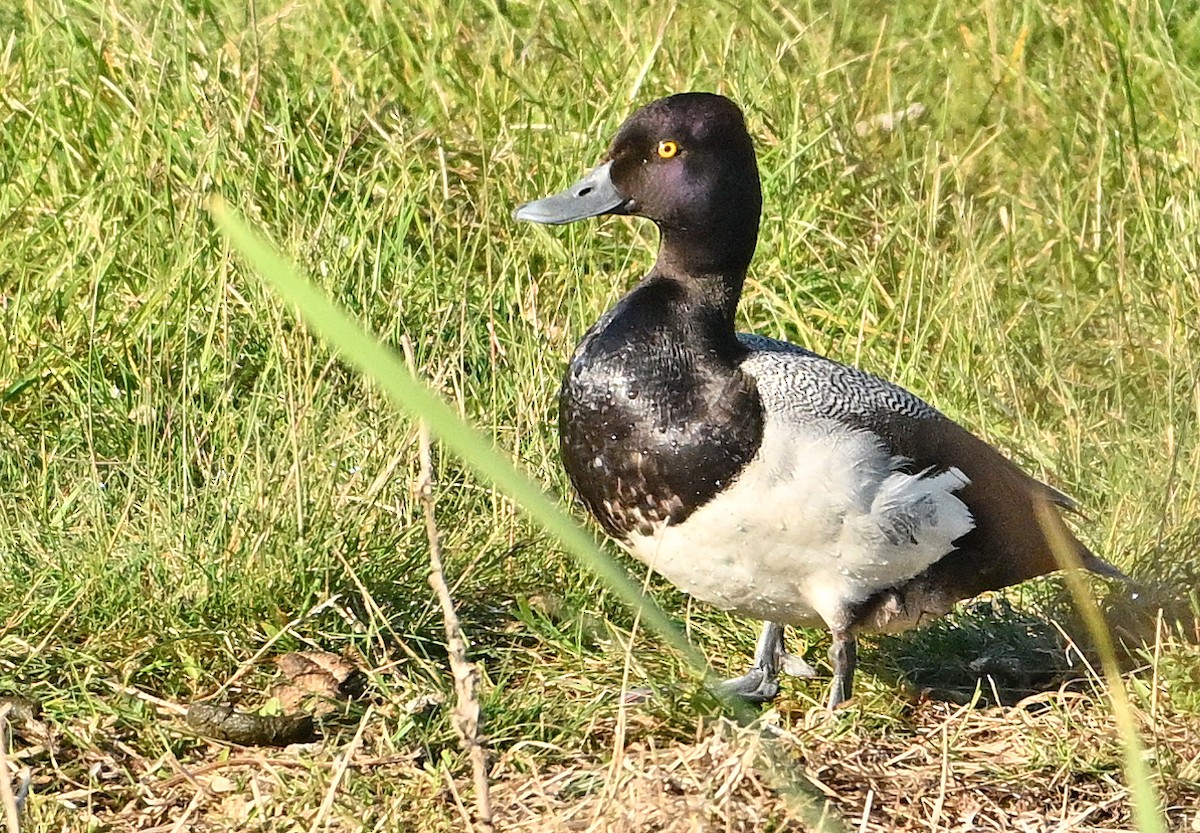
[307, 705, 373, 833]
[104, 681, 189, 716]
[0, 705, 21, 833]
[401, 336, 494, 832]
[211, 594, 344, 698]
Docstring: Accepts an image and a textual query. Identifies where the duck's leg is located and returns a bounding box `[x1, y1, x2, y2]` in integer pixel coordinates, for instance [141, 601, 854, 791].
[826, 629, 857, 709]
[717, 621, 811, 702]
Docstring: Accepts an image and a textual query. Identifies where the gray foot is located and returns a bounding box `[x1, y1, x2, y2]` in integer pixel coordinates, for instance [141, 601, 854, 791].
[826, 629, 858, 709]
[714, 621, 798, 704]
[715, 667, 781, 703]
[781, 653, 818, 678]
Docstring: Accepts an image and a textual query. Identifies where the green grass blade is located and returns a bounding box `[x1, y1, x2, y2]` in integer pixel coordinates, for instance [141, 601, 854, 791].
[212, 198, 847, 831]
[208, 198, 707, 672]
[1037, 504, 1168, 833]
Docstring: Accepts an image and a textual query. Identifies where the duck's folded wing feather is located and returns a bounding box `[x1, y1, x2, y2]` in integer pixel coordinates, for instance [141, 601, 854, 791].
[737, 333, 1127, 602]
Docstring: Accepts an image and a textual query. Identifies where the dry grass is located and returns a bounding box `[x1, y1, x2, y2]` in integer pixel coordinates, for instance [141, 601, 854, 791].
[9, 632, 1199, 832]
[488, 694, 1200, 832]
[799, 698, 1199, 831]
[4, 0, 1200, 829]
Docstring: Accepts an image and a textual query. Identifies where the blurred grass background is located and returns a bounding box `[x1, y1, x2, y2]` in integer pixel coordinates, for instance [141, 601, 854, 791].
[1, 0, 1199, 828]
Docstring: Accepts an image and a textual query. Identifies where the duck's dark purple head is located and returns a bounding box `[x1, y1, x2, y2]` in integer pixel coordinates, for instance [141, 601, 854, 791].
[516, 93, 762, 276]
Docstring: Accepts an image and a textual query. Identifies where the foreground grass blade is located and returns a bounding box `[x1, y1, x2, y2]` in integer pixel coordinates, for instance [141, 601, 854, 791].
[209, 198, 707, 671]
[211, 199, 846, 833]
[1036, 504, 1168, 833]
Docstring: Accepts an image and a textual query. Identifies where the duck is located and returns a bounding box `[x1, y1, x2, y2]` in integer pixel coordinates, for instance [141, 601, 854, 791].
[514, 92, 1126, 709]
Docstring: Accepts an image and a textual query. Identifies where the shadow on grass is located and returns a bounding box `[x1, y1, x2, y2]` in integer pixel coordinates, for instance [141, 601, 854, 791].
[347, 532, 1200, 718]
[876, 521, 1200, 708]
[1096, 519, 1200, 650]
[875, 596, 1089, 707]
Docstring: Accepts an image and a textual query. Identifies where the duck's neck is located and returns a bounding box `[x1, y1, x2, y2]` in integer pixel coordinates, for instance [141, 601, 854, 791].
[653, 221, 758, 332]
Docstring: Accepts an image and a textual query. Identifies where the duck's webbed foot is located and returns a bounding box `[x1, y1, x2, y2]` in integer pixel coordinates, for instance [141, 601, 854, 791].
[715, 622, 816, 703]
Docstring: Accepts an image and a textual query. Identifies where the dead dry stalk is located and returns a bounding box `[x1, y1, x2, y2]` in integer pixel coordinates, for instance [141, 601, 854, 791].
[0, 705, 21, 833]
[308, 705, 374, 833]
[402, 336, 494, 833]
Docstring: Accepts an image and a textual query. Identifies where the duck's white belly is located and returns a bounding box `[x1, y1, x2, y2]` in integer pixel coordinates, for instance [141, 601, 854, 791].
[623, 417, 974, 631]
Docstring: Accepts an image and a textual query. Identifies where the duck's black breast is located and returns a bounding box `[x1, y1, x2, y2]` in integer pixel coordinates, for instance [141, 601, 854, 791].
[559, 276, 765, 540]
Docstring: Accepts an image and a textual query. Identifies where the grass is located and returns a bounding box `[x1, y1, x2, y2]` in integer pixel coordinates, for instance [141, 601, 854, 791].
[2, 0, 1200, 829]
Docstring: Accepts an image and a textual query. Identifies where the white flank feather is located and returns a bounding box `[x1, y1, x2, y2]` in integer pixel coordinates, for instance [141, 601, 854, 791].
[625, 419, 975, 632]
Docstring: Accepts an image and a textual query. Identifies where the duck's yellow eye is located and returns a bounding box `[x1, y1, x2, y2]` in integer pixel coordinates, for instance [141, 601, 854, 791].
[657, 140, 678, 159]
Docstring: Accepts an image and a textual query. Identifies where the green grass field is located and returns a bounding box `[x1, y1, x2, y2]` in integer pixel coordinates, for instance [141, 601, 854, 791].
[2, 0, 1199, 829]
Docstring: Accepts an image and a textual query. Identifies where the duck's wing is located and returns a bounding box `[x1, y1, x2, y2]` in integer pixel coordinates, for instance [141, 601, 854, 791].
[736, 333, 1126, 603]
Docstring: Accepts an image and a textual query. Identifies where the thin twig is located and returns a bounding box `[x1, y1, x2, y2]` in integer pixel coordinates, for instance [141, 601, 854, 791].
[167, 789, 203, 833]
[104, 682, 189, 716]
[211, 594, 344, 698]
[402, 335, 494, 833]
[307, 704, 373, 833]
[856, 788, 874, 833]
[0, 705, 21, 833]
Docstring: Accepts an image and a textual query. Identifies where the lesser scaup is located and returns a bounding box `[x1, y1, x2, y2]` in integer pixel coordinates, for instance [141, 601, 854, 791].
[515, 92, 1125, 709]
